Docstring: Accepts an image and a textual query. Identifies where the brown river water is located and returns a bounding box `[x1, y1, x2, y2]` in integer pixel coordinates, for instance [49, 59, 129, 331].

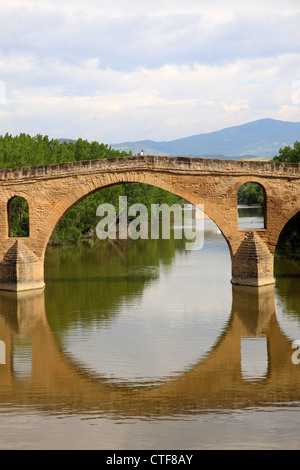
[0, 207, 299, 450]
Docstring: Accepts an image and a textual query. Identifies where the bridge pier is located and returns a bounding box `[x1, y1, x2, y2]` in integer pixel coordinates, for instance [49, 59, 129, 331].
[230, 231, 275, 287]
[0, 240, 45, 292]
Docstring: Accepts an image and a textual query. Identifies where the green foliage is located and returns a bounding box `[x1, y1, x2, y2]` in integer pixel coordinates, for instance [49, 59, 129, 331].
[0, 133, 180, 244]
[0, 133, 131, 168]
[238, 183, 264, 206]
[273, 141, 300, 163]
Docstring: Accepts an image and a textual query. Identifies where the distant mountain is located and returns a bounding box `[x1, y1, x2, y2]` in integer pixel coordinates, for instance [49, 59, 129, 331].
[58, 138, 77, 144]
[111, 119, 300, 159]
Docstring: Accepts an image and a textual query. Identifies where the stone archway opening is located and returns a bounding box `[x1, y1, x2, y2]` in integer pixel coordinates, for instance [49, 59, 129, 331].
[237, 182, 265, 229]
[7, 196, 30, 238]
[44, 180, 231, 259]
[48, 182, 184, 246]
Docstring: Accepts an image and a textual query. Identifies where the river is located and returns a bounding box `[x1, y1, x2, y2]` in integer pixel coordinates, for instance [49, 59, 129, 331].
[0, 206, 299, 450]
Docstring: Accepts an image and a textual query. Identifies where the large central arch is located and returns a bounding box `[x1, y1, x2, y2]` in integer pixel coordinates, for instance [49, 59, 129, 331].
[41, 174, 232, 256]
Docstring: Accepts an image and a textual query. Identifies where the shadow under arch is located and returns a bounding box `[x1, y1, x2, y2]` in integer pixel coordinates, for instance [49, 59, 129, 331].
[271, 204, 300, 261]
[1, 281, 300, 416]
[275, 209, 300, 260]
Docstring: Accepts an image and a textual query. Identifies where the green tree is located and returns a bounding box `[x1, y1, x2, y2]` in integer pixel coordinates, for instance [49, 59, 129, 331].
[273, 141, 300, 163]
[238, 183, 264, 206]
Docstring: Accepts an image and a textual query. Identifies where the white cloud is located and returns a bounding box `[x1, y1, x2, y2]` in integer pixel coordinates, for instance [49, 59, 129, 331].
[2, 52, 300, 142]
[2, 1, 300, 70]
[1, 0, 300, 143]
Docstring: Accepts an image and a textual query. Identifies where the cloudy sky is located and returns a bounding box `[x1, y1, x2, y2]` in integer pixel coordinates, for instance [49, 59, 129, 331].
[1, 0, 300, 144]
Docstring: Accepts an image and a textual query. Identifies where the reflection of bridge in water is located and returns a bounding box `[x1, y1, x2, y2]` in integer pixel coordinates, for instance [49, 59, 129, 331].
[0, 286, 300, 416]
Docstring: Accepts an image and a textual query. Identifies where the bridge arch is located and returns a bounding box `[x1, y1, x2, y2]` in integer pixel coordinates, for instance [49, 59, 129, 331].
[236, 180, 266, 230]
[40, 173, 233, 258]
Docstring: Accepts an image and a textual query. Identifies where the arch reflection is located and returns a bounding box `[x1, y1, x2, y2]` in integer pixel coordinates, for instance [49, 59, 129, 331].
[0, 285, 300, 417]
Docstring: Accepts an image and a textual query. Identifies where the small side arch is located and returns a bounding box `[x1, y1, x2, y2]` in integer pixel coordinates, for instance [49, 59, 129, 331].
[7, 196, 30, 237]
[237, 181, 266, 229]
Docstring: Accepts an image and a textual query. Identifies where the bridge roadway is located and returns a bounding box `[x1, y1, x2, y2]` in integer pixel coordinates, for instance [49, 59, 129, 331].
[0, 285, 299, 416]
[0, 155, 299, 290]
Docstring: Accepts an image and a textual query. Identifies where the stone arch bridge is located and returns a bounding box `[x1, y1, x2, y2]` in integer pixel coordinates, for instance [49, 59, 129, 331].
[0, 155, 299, 291]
